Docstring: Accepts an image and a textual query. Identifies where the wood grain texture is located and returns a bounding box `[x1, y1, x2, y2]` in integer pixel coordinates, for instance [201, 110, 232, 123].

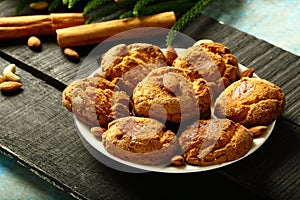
[183, 15, 300, 126]
[0, 3, 299, 200]
[0, 57, 264, 200]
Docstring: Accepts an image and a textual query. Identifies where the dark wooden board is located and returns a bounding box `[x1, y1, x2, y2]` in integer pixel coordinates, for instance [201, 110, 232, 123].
[0, 57, 266, 200]
[0, 1, 299, 200]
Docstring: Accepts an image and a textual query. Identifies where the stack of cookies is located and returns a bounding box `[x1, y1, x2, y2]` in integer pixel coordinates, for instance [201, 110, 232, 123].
[62, 40, 285, 167]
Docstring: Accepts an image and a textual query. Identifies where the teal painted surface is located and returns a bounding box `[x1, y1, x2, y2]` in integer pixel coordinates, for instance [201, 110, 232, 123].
[0, 154, 74, 200]
[1, 0, 300, 199]
[203, 0, 300, 56]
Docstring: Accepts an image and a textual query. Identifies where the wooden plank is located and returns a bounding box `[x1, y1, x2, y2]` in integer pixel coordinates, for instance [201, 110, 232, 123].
[0, 57, 265, 200]
[217, 118, 300, 200]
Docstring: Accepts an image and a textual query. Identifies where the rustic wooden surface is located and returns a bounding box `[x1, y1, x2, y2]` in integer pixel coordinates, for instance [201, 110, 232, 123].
[0, 1, 299, 200]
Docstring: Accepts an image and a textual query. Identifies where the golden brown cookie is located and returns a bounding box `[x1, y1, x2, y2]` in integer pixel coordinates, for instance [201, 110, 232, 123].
[214, 77, 285, 127]
[102, 116, 179, 165]
[100, 43, 168, 94]
[62, 77, 131, 127]
[132, 67, 211, 124]
[179, 119, 253, 166]
[172, 40, 239, 96]
[110, 64, 158, 95]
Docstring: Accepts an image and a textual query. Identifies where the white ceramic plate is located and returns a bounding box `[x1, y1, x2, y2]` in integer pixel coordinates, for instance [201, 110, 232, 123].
[74, 47, 275, 173]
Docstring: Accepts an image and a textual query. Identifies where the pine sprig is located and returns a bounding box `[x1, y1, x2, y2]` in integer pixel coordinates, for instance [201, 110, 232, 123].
[85, 3, 122, 23]
[83, 0, 113, 17]
[86, 0, 137, 23]
[133, 0, 195, 17]
[12, 0, 215, 47]
[14, 0, 35, 14]
[62, 0, 69, 5]
[132, 0, 161, 16]
[119, 10, 134, 19]
[118, 0, 138, 9]
[67, 0, 81, 8]
[166, 0, 213, 45]
[48, 0, 63, 12]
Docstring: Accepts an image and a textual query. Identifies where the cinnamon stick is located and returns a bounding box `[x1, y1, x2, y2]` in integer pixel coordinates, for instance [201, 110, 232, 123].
[56, 11, 176, 48]
[0, 13, 86, 39]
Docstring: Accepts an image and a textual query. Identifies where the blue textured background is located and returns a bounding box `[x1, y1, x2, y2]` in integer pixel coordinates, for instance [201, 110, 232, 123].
[203, 0, 300, 56]
[0, 0, 299, 199]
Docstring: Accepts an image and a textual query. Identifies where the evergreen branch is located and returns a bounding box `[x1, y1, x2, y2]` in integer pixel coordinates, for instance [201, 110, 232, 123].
[83, 0, 113, 17]
[85, 3, 122, 23]
[119, 10, 134, 19]
[118, 0, 138, 9]
[14, 0, 34, 14]
[86, 0, 137, 23]
[118, 0, 139, 19]
[48, 0, 63, 12]
[68, 0, 82, 8]
[132, 0, 161, 16]
[62, 0, 69, 5]
[11, 0, 215, 47]
[134, 0, 195, 17]
[166, 0, 213, 45]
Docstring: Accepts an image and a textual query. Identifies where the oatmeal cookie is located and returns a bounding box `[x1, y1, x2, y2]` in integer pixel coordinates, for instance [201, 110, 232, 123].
[214, 77, 285, 127]
[100, 43, 168, 94]
[102, 116, 179, 165]
[62, 77, 131, 127]
[172, 40, 239, 96]
[132, 67, 211, 124]
[179, 119, 253, 166]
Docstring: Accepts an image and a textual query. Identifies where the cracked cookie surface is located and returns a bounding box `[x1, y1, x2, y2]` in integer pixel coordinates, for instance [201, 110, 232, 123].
[102, 116, 179, 165]
[132, 67, 211, 124]
[100, 43, 168, 94]
[62, 77, 131, 127]
[173, 41, 239, 97]
[214, 77, 285, 127]
[179, 119, 253, 166]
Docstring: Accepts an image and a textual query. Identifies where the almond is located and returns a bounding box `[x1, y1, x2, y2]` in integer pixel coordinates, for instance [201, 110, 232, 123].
[240, 68, 254, 78]
[171, 155, 185, 166]
[0, 75, 5, 84]
[164, 46, 177, 65]
[64, 48, 79, 60]
[90, 127, 106, 137]
[163, 73, 179, 93]
[0, 81, 22, 92]
[29, 1, 49, 11]
[249, 126, 268, 137]
[27, 36, 41, 49]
